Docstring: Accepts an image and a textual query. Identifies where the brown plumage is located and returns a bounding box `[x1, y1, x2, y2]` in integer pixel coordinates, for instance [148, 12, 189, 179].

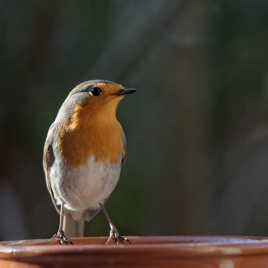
[57, 102, 125, 167]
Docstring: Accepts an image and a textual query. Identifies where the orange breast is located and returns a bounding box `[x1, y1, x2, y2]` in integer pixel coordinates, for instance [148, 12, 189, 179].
[57, 101, 124, 167]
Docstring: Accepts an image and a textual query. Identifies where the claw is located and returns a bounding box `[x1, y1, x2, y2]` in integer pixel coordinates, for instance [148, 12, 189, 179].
[106, 224, 131, 245]
[53, 230, 73, 245]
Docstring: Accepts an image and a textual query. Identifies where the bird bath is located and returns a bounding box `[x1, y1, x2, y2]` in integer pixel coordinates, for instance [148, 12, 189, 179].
[1, 236, 268, 267]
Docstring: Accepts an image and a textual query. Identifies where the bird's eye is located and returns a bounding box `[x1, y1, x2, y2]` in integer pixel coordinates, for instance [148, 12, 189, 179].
[91, 87, 102, 96]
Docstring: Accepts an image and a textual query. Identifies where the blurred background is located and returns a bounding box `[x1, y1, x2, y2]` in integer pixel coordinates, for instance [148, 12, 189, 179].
[1, 0, 268, 240]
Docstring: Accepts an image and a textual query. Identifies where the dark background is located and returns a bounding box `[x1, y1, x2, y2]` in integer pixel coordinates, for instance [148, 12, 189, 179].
[1, 0, 268, 240]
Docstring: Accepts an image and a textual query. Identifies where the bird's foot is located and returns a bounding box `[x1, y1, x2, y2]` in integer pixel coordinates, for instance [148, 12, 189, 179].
[106, 224, 131, 245]
[53, 230, 73, 245]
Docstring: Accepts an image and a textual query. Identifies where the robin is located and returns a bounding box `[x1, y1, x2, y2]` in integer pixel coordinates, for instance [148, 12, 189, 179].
[43, 80, 136, 245]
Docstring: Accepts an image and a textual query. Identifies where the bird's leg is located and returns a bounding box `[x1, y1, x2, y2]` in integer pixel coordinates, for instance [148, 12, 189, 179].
[53, 203, 73, 245]
[100, 203, 130, 245]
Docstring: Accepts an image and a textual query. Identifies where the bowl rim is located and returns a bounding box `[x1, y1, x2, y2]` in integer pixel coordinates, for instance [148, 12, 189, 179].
[1, 235, 268, 262]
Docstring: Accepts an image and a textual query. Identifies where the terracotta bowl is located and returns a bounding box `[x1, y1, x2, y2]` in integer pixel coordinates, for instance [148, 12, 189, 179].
[1, 236, 268, 267]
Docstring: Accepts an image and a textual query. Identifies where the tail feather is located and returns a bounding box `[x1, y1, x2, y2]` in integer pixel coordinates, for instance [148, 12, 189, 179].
[63, 213, 85, 237]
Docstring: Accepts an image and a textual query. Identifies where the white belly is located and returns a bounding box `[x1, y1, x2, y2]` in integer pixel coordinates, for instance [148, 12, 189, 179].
[50, 154, 121, 213]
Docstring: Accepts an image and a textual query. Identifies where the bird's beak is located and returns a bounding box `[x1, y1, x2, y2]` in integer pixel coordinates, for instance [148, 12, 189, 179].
[117, 88, 136, 96]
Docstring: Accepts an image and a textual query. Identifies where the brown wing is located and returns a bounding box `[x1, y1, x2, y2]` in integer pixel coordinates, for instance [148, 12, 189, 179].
[43, 123, 60, 214]
[121, 128, 127, 165]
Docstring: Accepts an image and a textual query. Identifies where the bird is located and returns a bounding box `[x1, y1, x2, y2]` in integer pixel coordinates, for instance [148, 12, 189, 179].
[43, 80, 136, 245]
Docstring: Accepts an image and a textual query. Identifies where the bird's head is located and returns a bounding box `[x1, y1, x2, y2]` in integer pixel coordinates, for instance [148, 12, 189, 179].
[72, 80, 135, 106]
[61, 80, 136, 127]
